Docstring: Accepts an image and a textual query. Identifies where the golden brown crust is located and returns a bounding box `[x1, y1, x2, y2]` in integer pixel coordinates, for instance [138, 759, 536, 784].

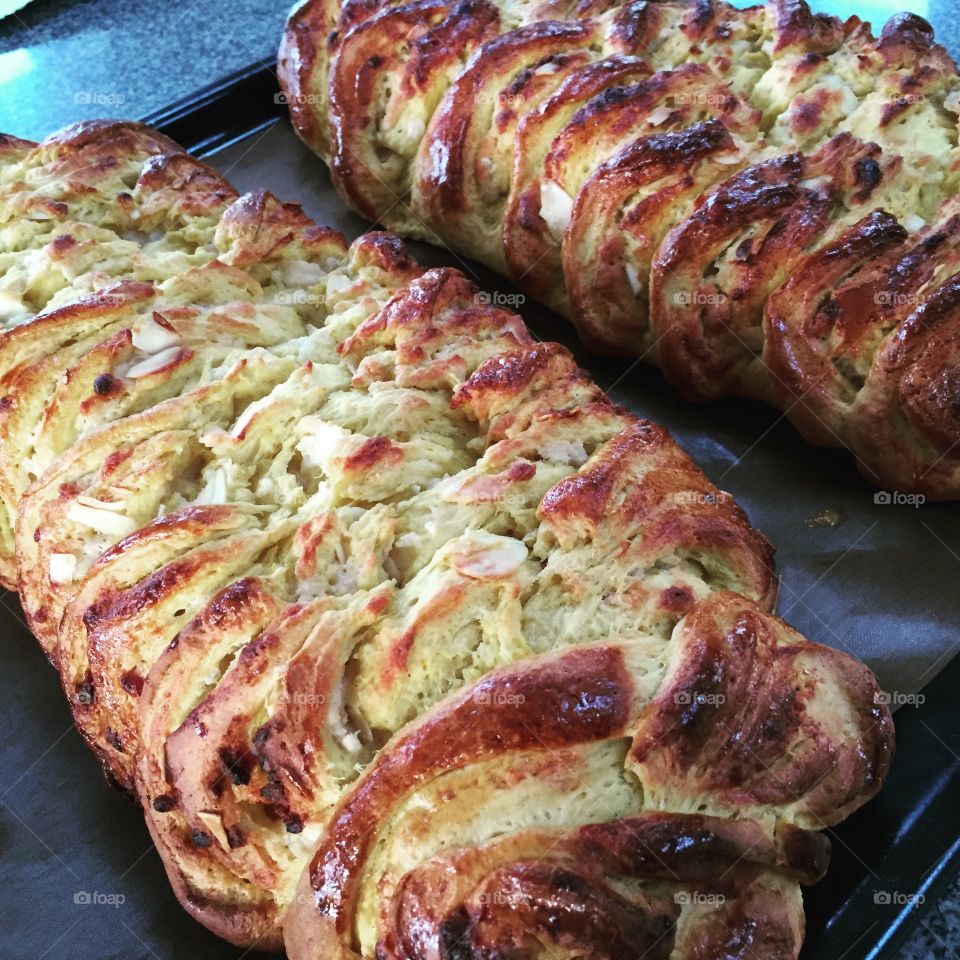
[284, 0, 960, 495]
[1, 119, 234, 230]
[412, 18, 599, 269]
[294, 643, 637, 950]
[763, 209, 912, 446]
[0, 120, 244, 583]
[2, 119, 891, 960]
[328, 0, 502, 228]
[379, 816, 827, 960]
[764, 197, 960, 495]
[0, 132, 36, 162]
[277, 0, 343, 159]
[564, 119, 744, 352]
[284, 592, 892, 960]
[143, 804, 285, 951]
[857, 270, 960, 493]
[629, 594, 893, 826]
[503, 54, 654, 309]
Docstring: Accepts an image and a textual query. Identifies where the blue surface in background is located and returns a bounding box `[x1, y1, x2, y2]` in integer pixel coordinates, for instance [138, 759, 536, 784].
[0, 0, 287, 138]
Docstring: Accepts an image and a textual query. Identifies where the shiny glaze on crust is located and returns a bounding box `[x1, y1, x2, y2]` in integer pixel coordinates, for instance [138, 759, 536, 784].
[381, 811, 829, 959]
[427, 862, 676, 960]
[135, 575, 288, 948]
[577, 813, 830, 888]
[630, 596, 893, 825]
[503, 55, 654, 307]
[452, 342, 603, 443]
[771, 0, 846, 53]
[651, 134, 903, 402]
[763, 210, 911, 443]
[70, 523, 289, 790]
[284, 0, 960, 495]
[415, 19, 596, 225]
[327, 0, 501, 222]
[341, 268, 532, 388]
[765, 198, 960, 491]
[565, 119, 742, 352]
[284, 594, 892, 960]
[302, 645, 632, 937]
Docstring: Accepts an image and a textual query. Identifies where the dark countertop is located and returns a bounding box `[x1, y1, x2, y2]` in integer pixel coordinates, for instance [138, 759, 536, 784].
[1, 1, 959, 958]
[4, 0, 960, 140]
[0, 0, 285, 138]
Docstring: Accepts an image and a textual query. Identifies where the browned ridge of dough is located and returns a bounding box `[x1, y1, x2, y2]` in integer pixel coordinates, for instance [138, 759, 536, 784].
[1, 117, 892, 958]
[280, 0, 960, 497]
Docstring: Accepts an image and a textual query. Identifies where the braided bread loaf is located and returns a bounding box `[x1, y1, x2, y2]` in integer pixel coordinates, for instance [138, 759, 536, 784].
[0, 121, 238, 588]
[280, 0, 960, 497]
[1, 122, 892, 956]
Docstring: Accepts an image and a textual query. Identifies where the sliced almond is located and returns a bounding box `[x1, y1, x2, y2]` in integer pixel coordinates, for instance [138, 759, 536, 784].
[539, 179, 573, 237]
[902, 213, 927, 233]
[452, 535, 528, 580]
[49, 553, 77, 585]
[127, 345, 184, 379]
[646, 105, 673, 127]
[197, 811, 231, 854]
[75, 495, 126, 512]
[132, 314, 181, 353]
[66, 501, 138, 537]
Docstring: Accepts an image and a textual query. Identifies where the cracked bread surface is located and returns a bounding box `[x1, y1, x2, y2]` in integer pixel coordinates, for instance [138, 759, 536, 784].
[1, 120, 892, 956]
[281, 0, 960, 496]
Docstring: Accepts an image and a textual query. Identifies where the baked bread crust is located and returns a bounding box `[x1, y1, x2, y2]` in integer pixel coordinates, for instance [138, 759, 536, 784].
[284, 592, 890, 960]
[281, 0, 960, 495]
[0, 120, 892, 958]
[0, 121, 237, 587]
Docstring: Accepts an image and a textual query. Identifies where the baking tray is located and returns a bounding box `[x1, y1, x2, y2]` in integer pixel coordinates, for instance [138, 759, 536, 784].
[2, 46, 960, 959]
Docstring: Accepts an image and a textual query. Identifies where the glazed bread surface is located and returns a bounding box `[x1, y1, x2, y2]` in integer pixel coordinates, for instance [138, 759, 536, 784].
[0, 120, 237, 587]
[0, 122, 893, 958]
[280, 0, 960, 497]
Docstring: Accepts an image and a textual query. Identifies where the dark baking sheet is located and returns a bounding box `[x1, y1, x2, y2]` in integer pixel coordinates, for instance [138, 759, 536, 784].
[3, 34, 960, 960]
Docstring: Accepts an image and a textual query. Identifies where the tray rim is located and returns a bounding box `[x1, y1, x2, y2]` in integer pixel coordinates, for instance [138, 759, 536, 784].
[136, 59, 960, 960]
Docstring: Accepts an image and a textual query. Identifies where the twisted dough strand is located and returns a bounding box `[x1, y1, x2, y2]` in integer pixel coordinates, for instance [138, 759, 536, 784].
[0, 120, 892, 957]
[281, 0, 960, 495]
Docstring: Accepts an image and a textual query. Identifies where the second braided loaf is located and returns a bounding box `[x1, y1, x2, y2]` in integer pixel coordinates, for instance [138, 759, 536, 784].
[280, 0, 960, 496]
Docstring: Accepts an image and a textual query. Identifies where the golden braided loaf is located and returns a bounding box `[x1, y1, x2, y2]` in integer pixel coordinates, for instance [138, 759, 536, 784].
[280, 0, 960, 497]
[1, 121, 893, 957]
